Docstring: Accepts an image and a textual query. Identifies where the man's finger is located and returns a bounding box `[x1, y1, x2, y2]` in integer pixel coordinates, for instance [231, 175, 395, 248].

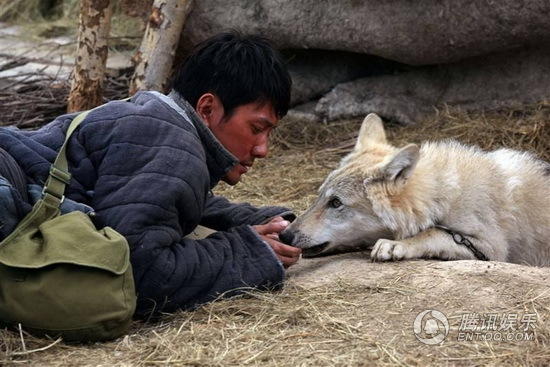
[269, 240, 302, 258]
[253, 220, 290, 235]
[261, 236, 301, 268]
[268, 216, 284, 223]
[278, 254, 300, 268]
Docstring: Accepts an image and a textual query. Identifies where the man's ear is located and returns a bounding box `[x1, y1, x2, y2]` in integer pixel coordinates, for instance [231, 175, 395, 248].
[354, 113, 387, 151]
[195, 93, 224, 126]
[382, 144, 420, 182]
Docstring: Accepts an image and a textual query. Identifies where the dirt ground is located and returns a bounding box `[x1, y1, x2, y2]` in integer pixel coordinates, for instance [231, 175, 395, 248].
[1, 104, 549, 366]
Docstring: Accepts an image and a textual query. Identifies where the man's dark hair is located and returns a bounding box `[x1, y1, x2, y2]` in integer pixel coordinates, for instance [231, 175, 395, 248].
[172, 31, 291, 119]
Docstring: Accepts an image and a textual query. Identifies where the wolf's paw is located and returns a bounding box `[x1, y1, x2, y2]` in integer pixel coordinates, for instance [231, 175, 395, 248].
[371, 239, 408, 261]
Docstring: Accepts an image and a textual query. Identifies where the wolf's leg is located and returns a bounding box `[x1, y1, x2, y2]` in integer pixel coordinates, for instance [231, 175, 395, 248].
[371, 228, 483, 262]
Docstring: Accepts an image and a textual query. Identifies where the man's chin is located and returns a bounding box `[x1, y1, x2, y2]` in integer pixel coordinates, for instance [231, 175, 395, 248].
[222, 164, 248, 185]
[222, 173, 241, 185]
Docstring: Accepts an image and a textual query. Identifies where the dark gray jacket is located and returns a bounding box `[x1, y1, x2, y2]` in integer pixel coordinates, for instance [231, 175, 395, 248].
[0, 91, 289, 316]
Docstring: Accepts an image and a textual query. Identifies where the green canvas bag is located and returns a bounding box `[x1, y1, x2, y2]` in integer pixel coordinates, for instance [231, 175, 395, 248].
[0, 110, 136, 342]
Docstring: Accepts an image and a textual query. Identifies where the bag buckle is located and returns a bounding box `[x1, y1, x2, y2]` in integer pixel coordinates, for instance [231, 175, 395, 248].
[41, 186, 65, 204]
[49, 166, 71, 185]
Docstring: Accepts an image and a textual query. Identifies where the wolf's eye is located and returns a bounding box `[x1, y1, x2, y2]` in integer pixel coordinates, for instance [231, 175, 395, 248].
[328, 197, 342, 209]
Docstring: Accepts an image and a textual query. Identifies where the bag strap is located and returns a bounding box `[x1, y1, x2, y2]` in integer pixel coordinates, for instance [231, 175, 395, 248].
[41, 97, 132, 208]
[40, 97, 134, 208]
[41, 110, 92, 208]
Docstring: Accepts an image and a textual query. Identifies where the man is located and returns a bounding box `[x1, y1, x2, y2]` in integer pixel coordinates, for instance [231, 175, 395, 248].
[0, 32, 301, 317]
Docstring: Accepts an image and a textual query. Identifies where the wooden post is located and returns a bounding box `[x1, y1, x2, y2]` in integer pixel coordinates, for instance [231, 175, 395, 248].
[129, 0, 194, 95]
[67, 0, 112, 112]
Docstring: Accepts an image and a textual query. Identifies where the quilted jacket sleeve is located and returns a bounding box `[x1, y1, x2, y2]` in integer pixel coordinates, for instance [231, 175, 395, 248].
[68, 97, 284, 316]
[200, 192, 295, 230]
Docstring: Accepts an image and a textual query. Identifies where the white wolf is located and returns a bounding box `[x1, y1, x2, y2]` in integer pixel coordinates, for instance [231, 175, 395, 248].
[280, 113, 550, 266]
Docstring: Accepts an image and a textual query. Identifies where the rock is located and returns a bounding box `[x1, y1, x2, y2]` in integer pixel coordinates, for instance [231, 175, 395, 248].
[286, 50, 391, 106]
[287, 252, 550, 311]
[288, 253, 549, 287]
[311, 47, 550, 124]
[181, 0, 550, 65]
[284, 101, 319, 123]
[180, 2, 550, 123]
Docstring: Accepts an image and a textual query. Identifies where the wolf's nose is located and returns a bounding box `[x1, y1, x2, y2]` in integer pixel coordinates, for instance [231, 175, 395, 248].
[279, 229, 295, 246]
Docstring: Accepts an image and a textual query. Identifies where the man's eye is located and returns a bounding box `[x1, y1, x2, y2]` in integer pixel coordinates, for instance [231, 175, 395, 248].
[251, 125, 263, 134]
[328, 197, 342, 208]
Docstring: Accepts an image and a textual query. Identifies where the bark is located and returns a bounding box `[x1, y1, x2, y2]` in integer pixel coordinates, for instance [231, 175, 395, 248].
[129, 0, 193, 95]
[67, 0, 112, 112]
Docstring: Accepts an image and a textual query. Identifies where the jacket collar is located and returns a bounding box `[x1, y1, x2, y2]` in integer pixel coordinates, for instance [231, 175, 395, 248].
[168, 91, 238, 188]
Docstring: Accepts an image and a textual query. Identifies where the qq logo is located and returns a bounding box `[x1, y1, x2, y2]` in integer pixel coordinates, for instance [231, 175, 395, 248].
[413, 309, 449, 345]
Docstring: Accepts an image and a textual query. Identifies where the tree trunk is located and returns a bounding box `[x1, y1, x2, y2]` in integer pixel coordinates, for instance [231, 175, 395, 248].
[129, 0, 194, 95]
[67, 0, 112, 113]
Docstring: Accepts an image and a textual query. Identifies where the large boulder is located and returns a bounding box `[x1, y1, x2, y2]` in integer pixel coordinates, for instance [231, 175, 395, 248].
[285, 50, 373, 106]
[285, 50, 405, 106]
[287, 253, 550, 351]
[182, 0, 550, 65]
[180, 1, 550, 123]
[288, 253, 550, 291]
[312, 47, 550, 124]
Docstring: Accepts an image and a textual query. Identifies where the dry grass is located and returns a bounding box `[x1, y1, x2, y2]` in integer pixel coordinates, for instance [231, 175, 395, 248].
[1, 104, 549, 366]
[1, 275, 549, 366]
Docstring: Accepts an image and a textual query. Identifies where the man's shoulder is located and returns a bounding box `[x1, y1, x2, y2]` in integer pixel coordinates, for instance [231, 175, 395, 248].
[83, 92, 195, 131]
[62, 94, 207, 179]
[77, 93, 199, 146]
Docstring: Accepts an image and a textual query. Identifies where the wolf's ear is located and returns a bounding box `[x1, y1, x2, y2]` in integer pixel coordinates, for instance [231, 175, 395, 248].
[383, 144, 420, 182]
[354, 113, 387, 151]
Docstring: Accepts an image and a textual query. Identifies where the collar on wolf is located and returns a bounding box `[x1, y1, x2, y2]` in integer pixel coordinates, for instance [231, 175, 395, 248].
[434, 225, 489, 261]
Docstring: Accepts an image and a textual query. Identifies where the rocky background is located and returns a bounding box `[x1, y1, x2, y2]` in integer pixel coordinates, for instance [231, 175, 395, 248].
[179, 0, 550, 124]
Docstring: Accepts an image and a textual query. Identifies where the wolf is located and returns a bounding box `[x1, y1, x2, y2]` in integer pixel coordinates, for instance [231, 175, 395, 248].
[280, 113, 550, 266]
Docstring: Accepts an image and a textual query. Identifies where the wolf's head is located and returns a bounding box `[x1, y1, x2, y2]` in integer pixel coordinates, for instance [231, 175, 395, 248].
[280, 113, 420, 257]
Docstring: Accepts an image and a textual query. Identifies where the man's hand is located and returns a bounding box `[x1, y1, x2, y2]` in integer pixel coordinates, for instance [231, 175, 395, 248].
[253, 217, 301, 268]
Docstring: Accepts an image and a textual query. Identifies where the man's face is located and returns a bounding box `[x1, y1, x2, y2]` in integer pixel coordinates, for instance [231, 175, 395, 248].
[197, 94, 279, 185]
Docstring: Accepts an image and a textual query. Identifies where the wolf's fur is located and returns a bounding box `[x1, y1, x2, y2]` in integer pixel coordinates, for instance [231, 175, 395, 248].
[282, 114, 550, 266]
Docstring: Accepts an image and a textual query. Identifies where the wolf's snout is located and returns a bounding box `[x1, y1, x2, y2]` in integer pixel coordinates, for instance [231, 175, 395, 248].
[279, 229, 295, 246]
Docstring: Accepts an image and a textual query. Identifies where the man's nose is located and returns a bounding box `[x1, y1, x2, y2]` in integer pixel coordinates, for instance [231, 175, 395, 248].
[252, 137, 268, 158]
